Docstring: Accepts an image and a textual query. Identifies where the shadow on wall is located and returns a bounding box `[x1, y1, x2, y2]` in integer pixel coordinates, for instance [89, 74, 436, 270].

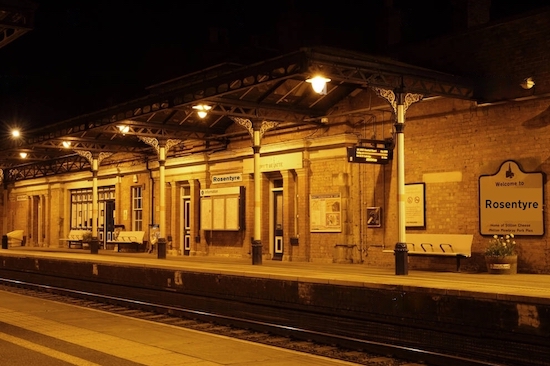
[522, 105, 550, 129]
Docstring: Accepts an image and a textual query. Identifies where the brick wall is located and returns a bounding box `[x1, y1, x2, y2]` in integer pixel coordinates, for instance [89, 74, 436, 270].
[395, 10, 550, 101]
[396, 96, 550, 273]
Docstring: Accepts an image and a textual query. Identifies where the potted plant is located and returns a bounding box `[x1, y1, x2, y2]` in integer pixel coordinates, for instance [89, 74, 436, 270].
[485, 234, 518, 274]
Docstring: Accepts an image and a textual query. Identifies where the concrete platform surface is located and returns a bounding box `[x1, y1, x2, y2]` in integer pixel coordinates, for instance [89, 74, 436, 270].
[3, 246, 550, 304]
[0, 288, 364, 366]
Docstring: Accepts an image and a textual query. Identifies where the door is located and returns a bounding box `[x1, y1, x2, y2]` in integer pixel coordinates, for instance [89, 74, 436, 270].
[103, 200, 115, 249]
[181, 185, 191, 256]
[31, 196, 39, 246]
[272, 190, 283, 260]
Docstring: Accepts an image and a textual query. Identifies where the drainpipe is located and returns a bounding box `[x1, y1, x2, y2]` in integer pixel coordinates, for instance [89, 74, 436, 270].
[147, 159, 155, 226]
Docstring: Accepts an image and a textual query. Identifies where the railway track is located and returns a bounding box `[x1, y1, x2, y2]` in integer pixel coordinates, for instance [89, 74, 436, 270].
[0, 277, 497, 366]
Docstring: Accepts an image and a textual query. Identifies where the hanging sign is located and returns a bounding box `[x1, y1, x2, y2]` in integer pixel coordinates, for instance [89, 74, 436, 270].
[347, 146, 392, 164]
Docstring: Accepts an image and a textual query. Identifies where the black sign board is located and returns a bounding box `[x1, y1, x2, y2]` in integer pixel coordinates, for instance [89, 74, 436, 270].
[347, 146, 393, 164]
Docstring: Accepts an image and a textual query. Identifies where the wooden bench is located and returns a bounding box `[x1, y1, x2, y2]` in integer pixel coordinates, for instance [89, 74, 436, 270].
[59, 230, 91, 249]
[384, 234, 474, 272]
[108, 231, 145, 252]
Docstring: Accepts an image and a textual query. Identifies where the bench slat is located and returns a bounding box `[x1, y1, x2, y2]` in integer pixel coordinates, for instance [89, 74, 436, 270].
[107, 231, 145, 253]
[384, 234, 473, 272]
[60, 230, 92, 249]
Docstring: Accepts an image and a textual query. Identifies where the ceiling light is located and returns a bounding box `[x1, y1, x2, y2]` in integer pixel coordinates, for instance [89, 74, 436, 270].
[19, 152, 27, 158]
[117, 125, 130, 134]
[306, 76, 331, 95]
[193, 104, 212, 119]
[11, 129, 20, 138]
[62, 141, 71, 148]
[520, 77, 535, 90]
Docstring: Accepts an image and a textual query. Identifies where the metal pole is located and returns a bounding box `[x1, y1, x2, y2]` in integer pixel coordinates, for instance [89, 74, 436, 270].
[158, 144, 167, 259]
[90, 157, 99, 254]
[252, 122, 262, 265]
[2, 173, 7, 247]
[394, 92, 408, 275]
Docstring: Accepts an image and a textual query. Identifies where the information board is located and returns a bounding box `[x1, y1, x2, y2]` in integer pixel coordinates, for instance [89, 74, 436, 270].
[310, 193, 342, 232]
[347, 146, 393, 164]
[200, 187, 243, 231]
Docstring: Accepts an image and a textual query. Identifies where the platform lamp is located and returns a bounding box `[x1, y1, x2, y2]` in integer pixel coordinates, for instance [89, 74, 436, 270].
[117, 125, 130, 135]
[193, 104, 212, 118]
[306, 75, 331, 95]
[520, 77, 535, 90]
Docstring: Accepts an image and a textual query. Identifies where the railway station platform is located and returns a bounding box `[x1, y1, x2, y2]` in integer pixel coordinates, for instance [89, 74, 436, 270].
[2, 246, 550, 302]
[1, 246, 549, 366]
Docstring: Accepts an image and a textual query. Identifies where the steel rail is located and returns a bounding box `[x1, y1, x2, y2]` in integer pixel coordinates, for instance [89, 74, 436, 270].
[0, 276, 501, 366]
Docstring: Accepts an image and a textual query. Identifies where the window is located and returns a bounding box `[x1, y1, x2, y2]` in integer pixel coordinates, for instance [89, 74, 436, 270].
[69, 186, 114, 229]
[132, 186, 143, 231]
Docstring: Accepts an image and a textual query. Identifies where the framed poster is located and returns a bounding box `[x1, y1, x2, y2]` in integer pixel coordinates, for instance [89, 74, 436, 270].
[310, 193, 342, 232]
[367, 207, 382, 228]
[405, 183, 426, 228]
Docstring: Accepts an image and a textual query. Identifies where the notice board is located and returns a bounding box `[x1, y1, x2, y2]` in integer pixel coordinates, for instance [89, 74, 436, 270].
[200, 187, 243, 231]
[310, 193, 342, 232]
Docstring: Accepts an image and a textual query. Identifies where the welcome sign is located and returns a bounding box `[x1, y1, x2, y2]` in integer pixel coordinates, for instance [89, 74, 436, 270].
[479, 160, 544, 236]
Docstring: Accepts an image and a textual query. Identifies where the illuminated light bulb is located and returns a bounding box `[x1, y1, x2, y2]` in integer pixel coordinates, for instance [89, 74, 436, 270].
[117, 125, 130, 134]
[193, 104, 212, 119]
[19, 152, 27, 158]
[62, 141, 71, 148]
[520, 77, 535, 90]
[306, 76, 331, 94]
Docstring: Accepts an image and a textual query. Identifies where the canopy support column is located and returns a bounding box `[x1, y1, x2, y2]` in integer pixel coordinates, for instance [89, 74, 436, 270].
[139, 137, 182, 259]
[76, 151, 113, 254]
[232, 117, 278, 265]
[373, 87, 423, 275]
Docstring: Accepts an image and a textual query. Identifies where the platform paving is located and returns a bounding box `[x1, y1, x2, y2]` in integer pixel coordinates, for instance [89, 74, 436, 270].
[3, 246, 550, 304]
[0, 287, 366, 365]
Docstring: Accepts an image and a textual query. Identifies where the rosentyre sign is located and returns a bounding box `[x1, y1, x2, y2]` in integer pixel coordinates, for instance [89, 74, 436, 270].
[479, 160, 545, 236]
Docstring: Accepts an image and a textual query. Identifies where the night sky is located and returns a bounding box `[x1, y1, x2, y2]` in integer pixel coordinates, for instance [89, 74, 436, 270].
[0, 0, 548, 131]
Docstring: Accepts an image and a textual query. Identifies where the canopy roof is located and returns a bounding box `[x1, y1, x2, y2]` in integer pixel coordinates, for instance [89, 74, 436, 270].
[0, 0, 35, 49]
[1, 46, 474, 182]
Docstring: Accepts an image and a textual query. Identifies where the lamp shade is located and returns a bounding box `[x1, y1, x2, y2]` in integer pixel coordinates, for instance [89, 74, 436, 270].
[193, 104, 212, 118]
[306, 76, 331, 94]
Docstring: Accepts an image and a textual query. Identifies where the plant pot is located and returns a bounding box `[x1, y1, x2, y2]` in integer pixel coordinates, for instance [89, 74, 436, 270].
[485, 255, 518, 274]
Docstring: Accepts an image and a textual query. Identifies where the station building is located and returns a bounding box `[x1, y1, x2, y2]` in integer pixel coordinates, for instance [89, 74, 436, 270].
[2, 7, 550, 274]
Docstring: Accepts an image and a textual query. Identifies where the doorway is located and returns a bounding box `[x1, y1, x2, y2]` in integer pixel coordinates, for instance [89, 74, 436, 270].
[102, 200, 115, 249]
[272, 179, 283, 260]
[181, 185, 191, 256]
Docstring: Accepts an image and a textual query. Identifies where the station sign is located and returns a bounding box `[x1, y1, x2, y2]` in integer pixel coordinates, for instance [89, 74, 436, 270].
[347, 146, 393, 164]
[479, 160, 544, 236]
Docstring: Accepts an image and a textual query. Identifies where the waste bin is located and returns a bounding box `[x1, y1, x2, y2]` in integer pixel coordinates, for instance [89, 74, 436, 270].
[90, 237, 99, 254]
[251, 240, 262, 265]
[157, 238, 166, 259]
[394, 242, 408, 275]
